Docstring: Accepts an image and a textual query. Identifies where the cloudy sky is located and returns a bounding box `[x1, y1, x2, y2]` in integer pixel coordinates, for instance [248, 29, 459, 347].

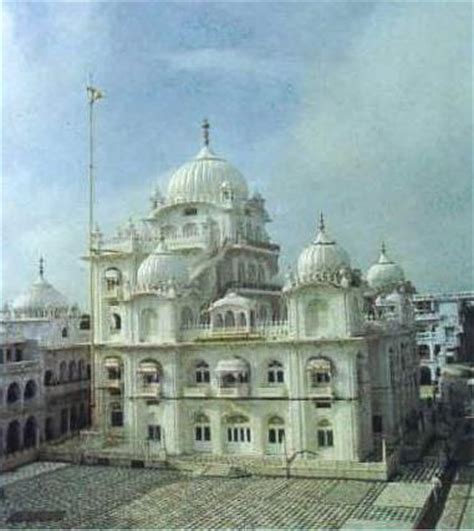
[2, 2, 472, 307]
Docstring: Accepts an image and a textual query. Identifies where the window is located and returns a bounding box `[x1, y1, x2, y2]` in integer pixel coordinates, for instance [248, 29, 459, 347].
[7, 383, 21, 404]
[307, 358, 332, 387]
[372, 415, 383, 433]
[107, 367, 120, 380]
[15, 348, 23, 362]
[79, 314, 91, 330]
[268, 361, 284, 384]
[184, 207, 198, 216]
[61, 327, 68, 338]
[195, 361, 210, 384]
[104, 268, 121, 290]
[194, 415, 211, 442]
[148, 425, 161, 441]
[317, 420, 334, 447]
[24, 380, 37, 400]
[268, 427, 285, 444]
[111, 404, 123, 427]
[111, 313, 121, 332]
[226, 415, 251, 443]
[268, 416, 285, 444]
[61, 409, 69, 434]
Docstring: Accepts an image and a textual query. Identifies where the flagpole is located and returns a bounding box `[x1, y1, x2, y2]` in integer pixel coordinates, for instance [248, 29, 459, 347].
[87, 85, 101, 429]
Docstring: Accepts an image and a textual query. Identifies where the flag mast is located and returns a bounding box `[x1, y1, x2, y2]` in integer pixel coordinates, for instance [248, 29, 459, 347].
[86, 85, 103, 428]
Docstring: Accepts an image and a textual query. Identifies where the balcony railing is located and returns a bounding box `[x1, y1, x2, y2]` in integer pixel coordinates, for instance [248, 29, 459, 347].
[133, 382, 161, 399]
[180, 321, 289, 342]
[183, 385, 212, 398]
[216, 384, 250, 398]
[308, 385, 333, 398]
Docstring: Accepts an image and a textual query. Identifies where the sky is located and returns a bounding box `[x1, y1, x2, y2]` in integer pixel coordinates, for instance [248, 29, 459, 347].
[2, 1, 472, 307]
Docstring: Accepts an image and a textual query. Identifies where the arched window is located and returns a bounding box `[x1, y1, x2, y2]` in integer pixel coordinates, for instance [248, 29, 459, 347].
[24, 380, 37, 400]
[104, 267, 122, 290]
[224, 311, 235, 328]
[181, 307, 194, 329]
[307, 358, 332, 387]
[183, 223, 198, 238]
[23, 416, 37, 448]
[60, 408, 69, 434]
[138, 359, 161, 386]
[61, 327, 68, 338]
[140, 308, 157, 342]
[44, 370, 54, 386]
[195, 361, 210, 384]
[59, 361, 68, 383]
[194, 413, 211, 443]
[104, 357, 122, 380]
[110, 313, 121, 333]
[268, 415, 285, 445]
[305, 300, 329, 334]
[268, 361, 284, 384]
[238, 312, 247, 328]
[317, 419, 334, 448]
[68, 360, 77, 382]
[225, 414, 251, 444]
[7, 382, 21, 404]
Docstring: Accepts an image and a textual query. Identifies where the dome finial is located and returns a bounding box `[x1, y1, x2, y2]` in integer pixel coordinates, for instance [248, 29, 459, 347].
[39, 256, 44, 279]
[202, 118, 210, 147]
[319, 212, 325, 232]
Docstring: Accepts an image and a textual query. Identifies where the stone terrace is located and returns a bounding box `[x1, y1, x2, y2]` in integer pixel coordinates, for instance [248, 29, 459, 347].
[0, 462, 439, 529]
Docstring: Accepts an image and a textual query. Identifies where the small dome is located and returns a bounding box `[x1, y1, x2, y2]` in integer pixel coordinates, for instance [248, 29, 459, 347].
[137, 239, 188, 287]
[297, 215, 351, 281]
[367, 244, 404, 291]
[12, 259, 68, 314]
[167, 145, 248, 205]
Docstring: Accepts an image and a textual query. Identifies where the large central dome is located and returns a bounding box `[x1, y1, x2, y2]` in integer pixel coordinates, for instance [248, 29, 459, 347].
[167, 145, 248, 205]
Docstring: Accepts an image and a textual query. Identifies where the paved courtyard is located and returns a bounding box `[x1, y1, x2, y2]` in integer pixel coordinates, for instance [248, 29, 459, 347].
[0, 462, 433, 529]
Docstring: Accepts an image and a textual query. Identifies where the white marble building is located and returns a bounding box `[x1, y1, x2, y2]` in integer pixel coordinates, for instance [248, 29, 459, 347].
[90, 125, 420, 466]
[0, 260, 90, 470]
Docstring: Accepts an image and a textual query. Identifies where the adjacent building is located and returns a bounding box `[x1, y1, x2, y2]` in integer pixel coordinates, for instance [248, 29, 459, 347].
[413, 291, 474, 385]
[0, 260, 90, 471]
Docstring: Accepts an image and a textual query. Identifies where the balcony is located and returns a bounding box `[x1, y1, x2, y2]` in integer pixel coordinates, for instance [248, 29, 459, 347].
[44, 380, 89, 399]
[104, 286, 123, 301]
[183, 385, 212, 398]
[133, 382, 161, 399]
[308, 385, 333, 399]
[101, 379, 123, 392]
[216, 384, 250, 398]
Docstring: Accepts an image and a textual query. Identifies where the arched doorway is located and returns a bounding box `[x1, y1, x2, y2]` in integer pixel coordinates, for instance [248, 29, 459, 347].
[23, 416, 37, 448]
[6, 420, 21, 454]
[420, 366, 432, 385]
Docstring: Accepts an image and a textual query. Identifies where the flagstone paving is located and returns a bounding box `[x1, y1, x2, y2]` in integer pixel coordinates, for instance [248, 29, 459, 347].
[0, 462, 434, 529]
